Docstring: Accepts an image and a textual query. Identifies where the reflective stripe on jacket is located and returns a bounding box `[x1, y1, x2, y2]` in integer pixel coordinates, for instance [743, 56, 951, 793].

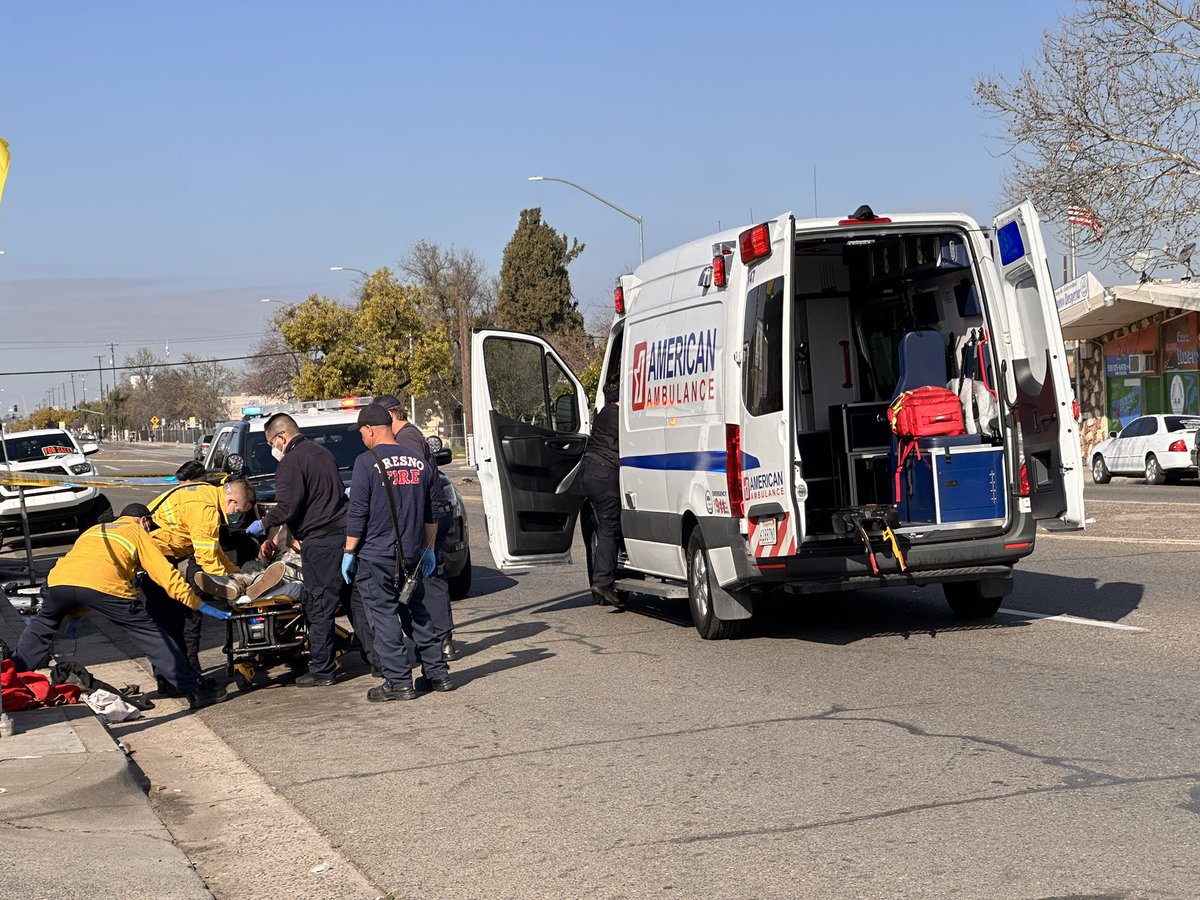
[148, 482, 239, 575]
[48, 517, 201, 610]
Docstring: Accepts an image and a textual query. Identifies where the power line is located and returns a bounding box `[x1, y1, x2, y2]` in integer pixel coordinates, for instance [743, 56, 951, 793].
[0, 350, 299, 377]
[0, 332, 263, 349]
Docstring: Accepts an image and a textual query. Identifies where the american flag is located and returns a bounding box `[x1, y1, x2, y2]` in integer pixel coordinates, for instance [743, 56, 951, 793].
[1067, 204, 1103, 237]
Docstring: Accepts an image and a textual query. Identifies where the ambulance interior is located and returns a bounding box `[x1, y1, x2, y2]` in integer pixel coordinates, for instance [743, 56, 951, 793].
[784, 229, 1007, 539]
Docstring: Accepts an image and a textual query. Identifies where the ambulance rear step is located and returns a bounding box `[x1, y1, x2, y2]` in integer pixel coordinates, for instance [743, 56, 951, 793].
[613, 576, 689, 600]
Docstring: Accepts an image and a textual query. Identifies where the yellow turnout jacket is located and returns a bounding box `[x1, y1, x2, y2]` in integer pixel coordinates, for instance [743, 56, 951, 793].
[48, 516, 201, 610]
[148, 482, 239, 576]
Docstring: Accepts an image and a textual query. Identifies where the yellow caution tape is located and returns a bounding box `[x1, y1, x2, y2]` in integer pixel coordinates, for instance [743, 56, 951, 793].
[0, 470, 182, 489]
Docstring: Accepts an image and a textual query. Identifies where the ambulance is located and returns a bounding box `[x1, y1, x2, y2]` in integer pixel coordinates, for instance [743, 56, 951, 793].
[471, 201, 1084, 638]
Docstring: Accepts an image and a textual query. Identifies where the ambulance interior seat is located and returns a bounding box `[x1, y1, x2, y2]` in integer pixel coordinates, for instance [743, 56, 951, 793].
[891, 329, 947, 400]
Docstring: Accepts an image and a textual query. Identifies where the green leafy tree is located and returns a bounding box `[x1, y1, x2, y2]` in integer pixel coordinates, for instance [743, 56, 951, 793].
[275, 268, 452, 401]
[496, 208, 586, 334]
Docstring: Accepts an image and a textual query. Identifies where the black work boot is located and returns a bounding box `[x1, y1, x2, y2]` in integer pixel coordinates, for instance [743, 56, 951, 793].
[415, 673, 456, 693]
[367, 681, 417, 702]
[441, 635, 457, 661]
[188, 680, 228, 709]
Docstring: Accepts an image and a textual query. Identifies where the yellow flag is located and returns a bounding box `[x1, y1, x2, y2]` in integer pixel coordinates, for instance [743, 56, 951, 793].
[0, 137, 9, 205]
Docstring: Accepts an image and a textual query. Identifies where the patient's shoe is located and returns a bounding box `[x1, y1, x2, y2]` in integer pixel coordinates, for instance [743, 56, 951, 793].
[246, 561, 287, 600]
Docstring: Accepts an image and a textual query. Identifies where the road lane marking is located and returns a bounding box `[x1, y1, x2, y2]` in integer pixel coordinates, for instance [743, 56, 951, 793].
[1085, 497, 1200, 506]
[998, 607, 1147, 631]
[1039, 533, 1200, 546]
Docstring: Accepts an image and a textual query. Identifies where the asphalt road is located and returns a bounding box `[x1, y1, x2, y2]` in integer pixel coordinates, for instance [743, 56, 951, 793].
[4, 442, 1200, 898]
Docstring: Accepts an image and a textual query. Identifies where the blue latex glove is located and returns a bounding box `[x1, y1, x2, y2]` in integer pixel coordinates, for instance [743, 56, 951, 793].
[246, 519, 265, 536]
[198, 602, 231, 621]
[419, 547, 437, 578]
[341, 552, 357, 584]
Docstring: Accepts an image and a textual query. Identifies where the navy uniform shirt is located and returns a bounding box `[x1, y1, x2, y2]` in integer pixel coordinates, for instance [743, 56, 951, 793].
[346, 439, 434, 567]
[260, 435, 346, 539]
[392, 422, 447, 506]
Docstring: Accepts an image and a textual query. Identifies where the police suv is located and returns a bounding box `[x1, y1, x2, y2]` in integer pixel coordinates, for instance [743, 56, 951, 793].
[0, 428, 111, 547]
[204, 398, 472, 598]
[471, 201, 1085, 639]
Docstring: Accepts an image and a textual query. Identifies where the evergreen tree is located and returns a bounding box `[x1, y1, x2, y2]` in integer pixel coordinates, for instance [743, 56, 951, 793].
[496, 208, 586, 335]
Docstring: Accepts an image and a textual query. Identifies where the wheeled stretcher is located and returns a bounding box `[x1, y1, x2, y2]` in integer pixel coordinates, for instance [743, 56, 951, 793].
[221, 579, 357, 691]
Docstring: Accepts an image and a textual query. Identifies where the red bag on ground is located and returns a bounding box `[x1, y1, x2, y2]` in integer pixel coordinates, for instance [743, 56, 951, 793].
[0, 659, 83, 711]
[888, 386, 966, 502]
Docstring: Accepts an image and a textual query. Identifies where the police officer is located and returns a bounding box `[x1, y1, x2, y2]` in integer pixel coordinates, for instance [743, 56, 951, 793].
[342, 403, 448, 701]
[581, 379, 623, 609]
[372, 394, 457, 660]
[252, 413, 348, 687]
[13, 503, 228, 709]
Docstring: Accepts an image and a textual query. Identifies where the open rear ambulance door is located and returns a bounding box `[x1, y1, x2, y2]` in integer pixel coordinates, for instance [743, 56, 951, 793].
[737, 213, 805, 559]
[470, 329, 591, 571]
[992, 201, 1086, 530]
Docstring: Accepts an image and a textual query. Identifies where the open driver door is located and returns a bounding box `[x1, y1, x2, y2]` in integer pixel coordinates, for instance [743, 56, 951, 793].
[470, 329, 591, 571]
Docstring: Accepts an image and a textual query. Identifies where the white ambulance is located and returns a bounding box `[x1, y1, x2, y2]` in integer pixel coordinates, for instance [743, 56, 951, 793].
[471, 201, 1085, 638]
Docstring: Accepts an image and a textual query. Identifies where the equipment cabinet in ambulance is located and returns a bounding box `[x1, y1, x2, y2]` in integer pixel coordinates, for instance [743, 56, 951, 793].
[471, 201, 1084, 639]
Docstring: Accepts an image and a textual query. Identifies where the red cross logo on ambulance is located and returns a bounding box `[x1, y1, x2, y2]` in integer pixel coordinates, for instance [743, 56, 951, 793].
[629, 328, 718, 412]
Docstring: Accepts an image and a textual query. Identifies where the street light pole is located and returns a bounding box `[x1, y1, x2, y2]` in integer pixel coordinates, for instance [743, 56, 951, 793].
[528, 175, 644, 263]
[330, 265, 371, 278]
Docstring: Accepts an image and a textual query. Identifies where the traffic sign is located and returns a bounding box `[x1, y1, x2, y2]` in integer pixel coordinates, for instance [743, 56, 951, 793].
[151, 416, 160, 428]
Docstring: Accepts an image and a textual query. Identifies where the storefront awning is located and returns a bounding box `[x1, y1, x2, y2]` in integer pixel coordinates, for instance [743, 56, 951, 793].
[1056, 272, 1200, 340]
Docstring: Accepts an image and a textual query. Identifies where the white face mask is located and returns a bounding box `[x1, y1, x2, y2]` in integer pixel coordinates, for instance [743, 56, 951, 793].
[271, 446, 286, 462]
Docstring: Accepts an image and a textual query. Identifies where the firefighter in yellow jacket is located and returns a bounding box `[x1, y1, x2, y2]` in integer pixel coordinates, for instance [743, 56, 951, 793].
[13, 503, 229, 709]
[142, 479, 259, 685]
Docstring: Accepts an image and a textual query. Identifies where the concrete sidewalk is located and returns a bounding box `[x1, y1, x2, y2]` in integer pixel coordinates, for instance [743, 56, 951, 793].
[0, 600, 212, 900]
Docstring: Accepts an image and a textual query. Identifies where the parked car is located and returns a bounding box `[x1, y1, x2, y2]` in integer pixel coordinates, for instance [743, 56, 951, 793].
[1090, 414, 1200, 484]
[204, 401, 472, 598]
[0, 428, 111, 547]
[193, 433, 214, 462]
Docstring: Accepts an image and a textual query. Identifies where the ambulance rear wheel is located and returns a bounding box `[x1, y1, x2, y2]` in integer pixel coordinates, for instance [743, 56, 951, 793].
[943, 581, 1003, 619]
[686, 531, 742, 640]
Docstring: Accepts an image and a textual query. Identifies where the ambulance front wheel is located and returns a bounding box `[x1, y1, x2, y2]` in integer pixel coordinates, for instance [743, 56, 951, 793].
[686, 531, 745, 640]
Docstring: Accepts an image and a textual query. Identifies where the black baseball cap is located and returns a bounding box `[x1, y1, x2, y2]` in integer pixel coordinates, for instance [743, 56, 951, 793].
[121, 503, 153, 519]
[349, 403, 392, 431]
[372, 394, 403, 410]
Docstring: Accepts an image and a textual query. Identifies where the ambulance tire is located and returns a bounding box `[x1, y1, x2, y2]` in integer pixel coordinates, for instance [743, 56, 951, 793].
[686, 531, 743, 640]
[942, 580, 1003, 620]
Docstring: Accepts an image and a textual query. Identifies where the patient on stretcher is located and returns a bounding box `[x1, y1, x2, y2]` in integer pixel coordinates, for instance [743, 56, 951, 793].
[191, 524, 304, 604]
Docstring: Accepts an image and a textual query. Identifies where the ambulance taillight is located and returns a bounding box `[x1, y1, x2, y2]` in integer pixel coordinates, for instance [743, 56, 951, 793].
[712, 253, 728, 288]
[614, 285, 625, 315]
[725, 424, 745, 518]
[738, 224, 771, 265]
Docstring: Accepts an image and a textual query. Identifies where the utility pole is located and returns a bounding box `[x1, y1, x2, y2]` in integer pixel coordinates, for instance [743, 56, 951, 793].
[109, 343, 118, 394]
[81, 374, 87, 405]
[70, 374, 77, 408]
[95, 355, 105, 400]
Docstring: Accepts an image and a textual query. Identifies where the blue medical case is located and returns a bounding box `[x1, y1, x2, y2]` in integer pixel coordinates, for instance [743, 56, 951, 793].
[898, 434, 1006, 525]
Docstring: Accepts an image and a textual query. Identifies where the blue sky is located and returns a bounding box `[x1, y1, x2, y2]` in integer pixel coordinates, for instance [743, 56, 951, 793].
[0, 0, 1095, 412]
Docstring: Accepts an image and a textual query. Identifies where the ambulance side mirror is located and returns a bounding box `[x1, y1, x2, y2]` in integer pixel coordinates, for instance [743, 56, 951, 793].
[554, 393, 579, 433]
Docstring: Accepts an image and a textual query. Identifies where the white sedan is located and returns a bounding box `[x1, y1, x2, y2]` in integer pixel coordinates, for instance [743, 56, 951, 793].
[1090, 414, 1200, 484]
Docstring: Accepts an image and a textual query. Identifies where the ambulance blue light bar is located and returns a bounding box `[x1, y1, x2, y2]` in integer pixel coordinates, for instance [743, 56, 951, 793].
[241, 405, 262, 415]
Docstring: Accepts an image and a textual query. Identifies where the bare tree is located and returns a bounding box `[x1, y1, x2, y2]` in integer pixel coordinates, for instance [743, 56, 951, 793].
[976, 0, 1200, 268]
[400, 242, 494, 434]
[240, 331, 302, 400]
